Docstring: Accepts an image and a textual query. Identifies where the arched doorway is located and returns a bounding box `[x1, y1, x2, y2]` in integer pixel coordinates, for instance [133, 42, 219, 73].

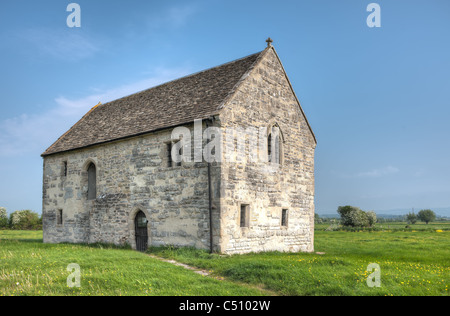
[134, 211, 148, 252]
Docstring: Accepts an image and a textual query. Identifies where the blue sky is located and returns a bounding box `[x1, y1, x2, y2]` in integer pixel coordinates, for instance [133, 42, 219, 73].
[0, 0, 449, 215]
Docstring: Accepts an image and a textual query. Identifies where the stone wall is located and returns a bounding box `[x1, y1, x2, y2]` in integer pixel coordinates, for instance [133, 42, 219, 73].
[217, 47, 316, 254]
[42, 47, 315, 255]
[42, 124, 220, 251]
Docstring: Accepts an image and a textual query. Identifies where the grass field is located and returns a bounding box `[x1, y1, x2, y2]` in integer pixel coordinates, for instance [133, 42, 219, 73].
[0, 231, 266, 296]
[315, 221, 450, 231]
[150, 229, 449, 296]
[1, 226, 449, 296]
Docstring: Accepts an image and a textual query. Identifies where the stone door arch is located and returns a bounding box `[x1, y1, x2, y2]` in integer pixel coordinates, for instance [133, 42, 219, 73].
[134, 211, 148, 252]
[129, 207, 151, 251]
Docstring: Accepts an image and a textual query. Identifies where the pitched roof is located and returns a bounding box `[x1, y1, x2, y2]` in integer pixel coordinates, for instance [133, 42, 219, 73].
[42, 50, 264, 157]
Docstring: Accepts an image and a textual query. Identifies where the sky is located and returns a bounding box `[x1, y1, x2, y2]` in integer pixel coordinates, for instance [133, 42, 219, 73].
[0, 0, 449, 216]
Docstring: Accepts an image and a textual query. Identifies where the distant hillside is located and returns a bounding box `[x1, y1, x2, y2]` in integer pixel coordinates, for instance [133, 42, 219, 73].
[318, 214, 339, 219]
[373, 207, 450, 218]
[317, 207, 450, 218]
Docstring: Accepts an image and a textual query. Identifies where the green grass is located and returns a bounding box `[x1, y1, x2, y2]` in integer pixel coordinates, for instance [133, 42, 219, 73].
[0, 230, 43, 241]
[315, 221, 450, 231]
[1, 228, 449, 296]
[150, 229, 450, 296]
[0, 231, 266, 296]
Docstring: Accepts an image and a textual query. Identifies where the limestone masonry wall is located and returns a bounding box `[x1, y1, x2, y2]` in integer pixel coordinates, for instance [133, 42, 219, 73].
[43, 125, 220, 251]
[42, 47, 315, 254]
[217, 48, 316, 254]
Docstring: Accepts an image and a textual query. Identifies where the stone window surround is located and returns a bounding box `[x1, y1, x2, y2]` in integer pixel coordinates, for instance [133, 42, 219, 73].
[281, 208, 289, 228]
[164, 139, 183, 168]
[266, 121, 285, 166]
[62, 161, 68, 178]
[238, 202, 251, 229]
[57, 209, 63, 226]
[81, 158, 99, 201]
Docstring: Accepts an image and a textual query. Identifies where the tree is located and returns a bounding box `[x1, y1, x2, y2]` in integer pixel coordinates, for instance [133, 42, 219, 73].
[337, 206, 375, 227]
[337, 205, 360, 227]
[366, 211, 377, 227]
[350, 209, 370, 227]
[0, 207, 8, 229]
[406, 212, 417, 225]
[314, 213, 322, 224]
[417, 209, 436, 225]
[9, 210, 42, 230]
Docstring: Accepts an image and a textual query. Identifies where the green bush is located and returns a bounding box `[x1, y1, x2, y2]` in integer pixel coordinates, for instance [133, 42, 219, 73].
[9, 210, 42, 230]
[366, 211, 377, 227]
[352, 209, 369, 227]
[314, 213, 323, 224]
[406, 212, 418, 224]
[337, 206, 376, 228]
[337, 206, 358, 227]
[0, 207, 8, 229]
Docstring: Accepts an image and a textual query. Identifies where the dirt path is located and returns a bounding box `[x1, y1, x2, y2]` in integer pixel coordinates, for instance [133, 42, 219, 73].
[147, 254, 212, 277]
[146, 254, 278, 296]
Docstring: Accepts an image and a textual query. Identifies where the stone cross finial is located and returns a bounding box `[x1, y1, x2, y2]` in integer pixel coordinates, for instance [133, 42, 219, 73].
[266, 37, 273, 47]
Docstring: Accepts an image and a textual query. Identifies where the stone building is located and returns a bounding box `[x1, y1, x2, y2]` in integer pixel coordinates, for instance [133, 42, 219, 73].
[41, 41, 317, 254]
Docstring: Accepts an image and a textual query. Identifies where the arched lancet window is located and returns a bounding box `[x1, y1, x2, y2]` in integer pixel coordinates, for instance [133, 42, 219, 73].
[268, 124, 282, 164]
[87, 162, 97, 200]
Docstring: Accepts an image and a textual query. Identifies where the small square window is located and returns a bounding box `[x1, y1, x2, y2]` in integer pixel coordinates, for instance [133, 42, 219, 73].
[281, 209, 288, 227]
[240, 204, 250, 228]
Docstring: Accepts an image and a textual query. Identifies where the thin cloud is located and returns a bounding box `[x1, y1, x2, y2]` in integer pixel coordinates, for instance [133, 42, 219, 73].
[0, 67, 191, 157]
[333, 165, 400, 179]
[167, 5, 197, 28]
[18, 28, 100, 61]
[146, 4, 198, 30]
[356, 166, 399, 178]
[55, 67, 189, 116]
